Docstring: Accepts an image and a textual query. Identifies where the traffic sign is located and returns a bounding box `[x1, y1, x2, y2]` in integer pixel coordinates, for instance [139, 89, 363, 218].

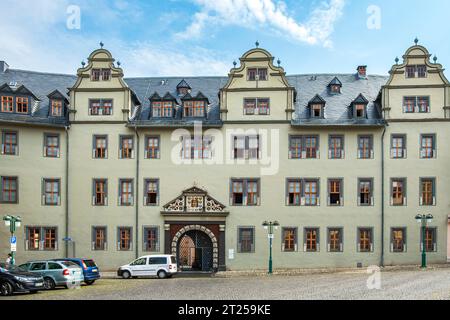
[10, 243, 17, 252]
[10, 236, 16, 244]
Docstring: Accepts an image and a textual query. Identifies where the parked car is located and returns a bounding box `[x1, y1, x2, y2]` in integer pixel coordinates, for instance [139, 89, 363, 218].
[117, 255, 177, 279]
[19, 260, 84, 290]
[51, 258, 100, 285]
[0, 263, 45, 296]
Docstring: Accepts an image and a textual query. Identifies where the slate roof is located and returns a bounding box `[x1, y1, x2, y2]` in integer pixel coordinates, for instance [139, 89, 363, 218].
[0, 69, 76, 126]
[289, 74, 388, 126]
[0, 69, 389, 128]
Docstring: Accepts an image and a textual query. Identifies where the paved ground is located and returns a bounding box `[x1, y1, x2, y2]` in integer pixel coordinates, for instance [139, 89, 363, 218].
[4, 268, 450, 300]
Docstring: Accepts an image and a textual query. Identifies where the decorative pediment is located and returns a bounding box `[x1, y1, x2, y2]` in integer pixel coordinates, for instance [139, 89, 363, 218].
[162, 186, 228, 216]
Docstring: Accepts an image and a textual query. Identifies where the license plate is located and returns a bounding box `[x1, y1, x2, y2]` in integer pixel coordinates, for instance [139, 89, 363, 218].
[92, 269, 98, 273]
[35, 283, 43, 287]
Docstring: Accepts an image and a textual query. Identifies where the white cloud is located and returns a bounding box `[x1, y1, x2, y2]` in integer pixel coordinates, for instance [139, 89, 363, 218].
[176, 0, 345, 47]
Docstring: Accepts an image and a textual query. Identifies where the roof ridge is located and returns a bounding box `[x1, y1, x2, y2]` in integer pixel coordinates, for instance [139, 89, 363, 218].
[6, 68, 77, 78]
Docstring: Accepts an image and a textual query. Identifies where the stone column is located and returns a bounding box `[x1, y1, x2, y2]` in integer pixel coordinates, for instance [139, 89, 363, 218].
[219, 224, 226, 271]
[164, 224, 171, 254]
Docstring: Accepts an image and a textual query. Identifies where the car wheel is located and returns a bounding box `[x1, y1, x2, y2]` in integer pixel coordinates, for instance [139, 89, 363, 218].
[84, 280, 95, 285]
[122, 271, 131, 279]
[157, 270, 167, 279]
[0, 281, 13, 296]
[43, 277, 56, 290]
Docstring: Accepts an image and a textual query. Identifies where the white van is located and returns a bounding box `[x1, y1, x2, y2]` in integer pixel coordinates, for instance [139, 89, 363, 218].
[117, 255, 177, 279]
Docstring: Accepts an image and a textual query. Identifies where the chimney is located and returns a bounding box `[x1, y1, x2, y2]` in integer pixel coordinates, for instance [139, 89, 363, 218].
[357, 65, 367, 79]
[0, 61, 9, 73]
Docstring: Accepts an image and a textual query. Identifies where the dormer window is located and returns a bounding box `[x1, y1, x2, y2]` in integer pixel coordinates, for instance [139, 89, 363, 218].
[1, 96, 13, 112]
[184, 101, 205, 117]
[352, 94, 369, 119]
[16, 97, 28, 114]
[355, 104, 365, 118]
[328, 77, 342, 94]
[152, 101, 173, 118]
[91, 68, 111, 81]
[176, 80, 191, 96]
[308, 94, 325, 119]
[406, 65, 427, 78]
[247, 68, 267, 81]
[51, 100, 63, 117]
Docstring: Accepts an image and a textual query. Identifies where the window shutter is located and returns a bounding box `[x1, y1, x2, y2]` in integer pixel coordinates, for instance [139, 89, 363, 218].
[419, 197, 423, 206]
[104, 196, 108, 206]
[92, 149, 96, 158]
[432, 196, 436, 206]
[92, 196, 96, 206]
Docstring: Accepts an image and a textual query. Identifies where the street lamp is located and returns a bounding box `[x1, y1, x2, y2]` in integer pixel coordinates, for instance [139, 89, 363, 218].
[262, 221, 280, 274]
[415, 213, 433, 269]
[3, 215, 22, 265]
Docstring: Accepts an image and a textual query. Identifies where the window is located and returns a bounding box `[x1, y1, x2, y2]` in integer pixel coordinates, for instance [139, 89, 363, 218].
[1, 176, 18, 203]
[93, 179, 107, 206]
[181, 136, 212, 160]
[330, 85, 341, 94]
[420, 178, 436, 206]
[391, 178, 406, 206]
[91, 69, 111, 81]
[403, 96, 430, 113]
[244, 98, 270, 115]
[282, 228, 297, 252]
[355, 104, 366, 118]
[145, 136, 160, 159]
[144, 179, 159, 206]
[357, 135, 373, 159]
[119, 179, 134, 206]
[92, 227, 107, 251]
[328, 228, 343, 252]
[16, 97, 28, 114]
[144, 227, 159, 252]
[406, 65, 427, 78]
[183, 101, 205, 117]
[231, 179, 260, 206]
[51, 100, 63, 117]
[233, 135, 260, 160]
[48, 262, 62, 270]
[329, 135, 344, 159]
[358, 179, 373, 206]
[152, 101, 173, 118]
[93, 135, 108, 159]
[421, 227, 437, 252]
[1, 131, 18, 155]
[358, 228, 373, 252]
[420, 134, 436, 159]
[26, 227, 57, 251]
[1, 96, 13, 112]
[238, 227, 255, 253]
[304, 228, 319, 252]
[328, 179, 343, 206]
[289, 135, 319, 159]
[43, 227, 57, 250]
[247, 68, 267, 81]
[43, 179, 60, 206]
[44, 134, 60, 158]
[120, 136, 134, 159]
[26, 227, 41, 251]
[391, 228, 406, 253]
[118, 227, 132, 251]
[89, 99, 113, 116]
[311, 104, 323, 118]
[391, 135, 406, 159]
[286, 179, 301, 206]
[304, 180, 319, 206]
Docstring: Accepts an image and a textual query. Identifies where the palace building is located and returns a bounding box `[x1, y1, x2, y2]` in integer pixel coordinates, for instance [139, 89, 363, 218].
[1, 40, 449, 271]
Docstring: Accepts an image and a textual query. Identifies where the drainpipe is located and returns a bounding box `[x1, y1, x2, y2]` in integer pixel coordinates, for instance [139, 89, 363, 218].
[64, 126, 70, 258]
[381, 125, 387, 267]
[134, 125, 140, 259]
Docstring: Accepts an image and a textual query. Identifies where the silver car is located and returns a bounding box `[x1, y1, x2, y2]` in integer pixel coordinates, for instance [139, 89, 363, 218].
[19, 260, 84, 290]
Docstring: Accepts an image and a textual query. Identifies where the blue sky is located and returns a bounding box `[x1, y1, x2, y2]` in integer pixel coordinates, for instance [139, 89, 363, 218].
[1, 0, 449, 77]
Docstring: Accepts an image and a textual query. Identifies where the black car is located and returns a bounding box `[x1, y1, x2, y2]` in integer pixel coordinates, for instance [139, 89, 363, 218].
[0, 263, 45, 296]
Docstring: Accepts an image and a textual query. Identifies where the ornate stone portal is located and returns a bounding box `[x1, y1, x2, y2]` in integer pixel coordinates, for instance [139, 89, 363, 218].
[161, 186, 228, 272]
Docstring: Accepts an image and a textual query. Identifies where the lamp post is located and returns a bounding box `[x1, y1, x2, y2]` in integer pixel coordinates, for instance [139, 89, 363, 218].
[415, 214, 433, 269]
[3, 215, 22, 265]
[262, 221, 280, 274]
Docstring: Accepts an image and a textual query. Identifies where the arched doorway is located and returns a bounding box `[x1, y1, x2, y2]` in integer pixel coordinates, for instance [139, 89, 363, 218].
[177, 230, 213, 272]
